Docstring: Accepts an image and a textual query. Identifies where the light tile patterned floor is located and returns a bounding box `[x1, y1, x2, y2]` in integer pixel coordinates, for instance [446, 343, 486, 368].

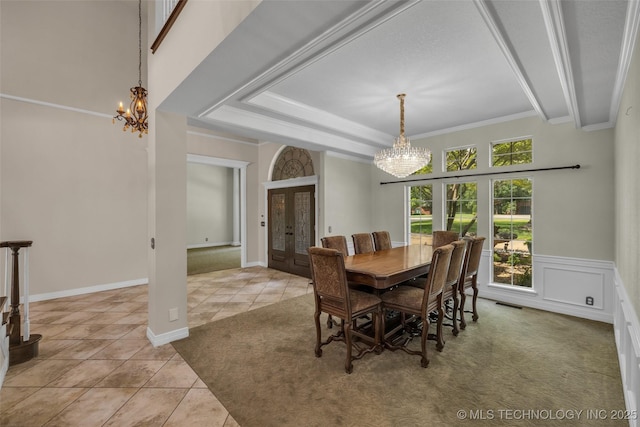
[0, 267, 312, 426]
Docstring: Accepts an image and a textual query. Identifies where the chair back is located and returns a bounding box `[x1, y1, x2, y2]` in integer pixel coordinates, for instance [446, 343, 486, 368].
[308, 247, 351, 315]
[321, 235, 349, 256]
[432, 230, 459, 249]
[421, 244, 454, 308]
[372, 231, 392, 251]
[444, 240, 467, 289]
[465, 237, 485, 278]
[352, 233, 375, 254]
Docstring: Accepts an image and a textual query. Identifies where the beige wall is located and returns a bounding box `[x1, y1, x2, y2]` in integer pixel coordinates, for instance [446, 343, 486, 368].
[186, 129, 261, 262]
[321, 154, 373, 246]
[1, 1, 147, 297]
[372, 116, 615, 261]
[187, 163, 234, 247]
[614, 30, 640, 317]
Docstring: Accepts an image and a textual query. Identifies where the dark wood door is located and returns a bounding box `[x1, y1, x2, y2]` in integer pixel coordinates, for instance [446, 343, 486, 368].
[268, 185, 315, 278]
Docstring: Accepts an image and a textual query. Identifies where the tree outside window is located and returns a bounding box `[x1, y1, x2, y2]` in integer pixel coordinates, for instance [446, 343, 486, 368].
[492, 178, 533, 287]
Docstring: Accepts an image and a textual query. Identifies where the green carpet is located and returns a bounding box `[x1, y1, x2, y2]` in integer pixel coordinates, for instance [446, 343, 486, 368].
[172, 294, 627, 426]
[187, 246, 241, 275]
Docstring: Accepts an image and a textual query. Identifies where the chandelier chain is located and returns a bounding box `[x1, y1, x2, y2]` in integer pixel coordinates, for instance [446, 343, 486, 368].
[138, 0, 142, 87]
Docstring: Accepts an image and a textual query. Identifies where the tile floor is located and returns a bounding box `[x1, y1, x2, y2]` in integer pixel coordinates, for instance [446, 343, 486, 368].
[0, 267, 312, 426]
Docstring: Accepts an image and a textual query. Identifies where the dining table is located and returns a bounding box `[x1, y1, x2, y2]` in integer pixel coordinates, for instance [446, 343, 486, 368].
[343, 244, 434, 292]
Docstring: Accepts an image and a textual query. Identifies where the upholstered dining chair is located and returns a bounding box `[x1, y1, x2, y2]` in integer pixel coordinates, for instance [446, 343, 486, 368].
[458, 236, 486, 330]
[410, 239, 467, 338]
[308, 247, 382, 374]
[372, 231, 392, 251]
[440, 240, 467, 337]
[380, 244, 454, 368]
[320, 235, 350, 328]
[352, 233, 375, 254]
[320, 235, 349, 256]
[432, 230, 459, 249]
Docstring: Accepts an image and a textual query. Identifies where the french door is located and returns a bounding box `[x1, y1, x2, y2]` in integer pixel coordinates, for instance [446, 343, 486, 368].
[268, 185, 315, 278]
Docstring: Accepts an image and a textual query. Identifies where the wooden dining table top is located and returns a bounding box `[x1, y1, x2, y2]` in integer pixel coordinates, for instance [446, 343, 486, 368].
[343, 244, 434, 290]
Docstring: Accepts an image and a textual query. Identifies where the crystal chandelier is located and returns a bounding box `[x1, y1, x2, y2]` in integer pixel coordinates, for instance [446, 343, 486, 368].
[113, 0, 148, 138]
[374, 94, 431, 178]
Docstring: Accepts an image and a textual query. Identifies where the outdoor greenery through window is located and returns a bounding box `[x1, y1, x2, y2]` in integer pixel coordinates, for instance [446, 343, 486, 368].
[445, 182, 477, 236]
[409, 184, 432, 245]
[446, 147, 477, 171]
[492, 178, 533, 287]
[492, 138, 532, 166]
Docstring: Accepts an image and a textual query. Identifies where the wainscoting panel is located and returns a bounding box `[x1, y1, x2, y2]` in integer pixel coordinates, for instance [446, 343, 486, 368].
[477, 251, 614, 323]
[613, 271, 640, 427]
[541, 267, 605, 309]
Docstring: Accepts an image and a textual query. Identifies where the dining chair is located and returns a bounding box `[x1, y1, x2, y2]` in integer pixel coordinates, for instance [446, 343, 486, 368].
[352, 233, 375, 254]
[308, 246, 382, 374]
[458, 236, 486, 330]
[409, 239, 467, 337]
[320, 235, 349, 328]
[320, 235, 349, 256]
[372, 231, 392, 251]
[380, 244, 454, 368]
[440, 239, 467, 337]
[432, 230, 459, 249]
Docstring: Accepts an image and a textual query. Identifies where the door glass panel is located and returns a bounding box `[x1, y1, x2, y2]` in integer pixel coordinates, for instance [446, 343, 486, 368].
[294, 191, 311, 255]
[271, 193, 286, 251]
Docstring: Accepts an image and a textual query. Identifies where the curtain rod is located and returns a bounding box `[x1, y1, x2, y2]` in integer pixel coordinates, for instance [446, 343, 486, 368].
[380, 164, 581, 185]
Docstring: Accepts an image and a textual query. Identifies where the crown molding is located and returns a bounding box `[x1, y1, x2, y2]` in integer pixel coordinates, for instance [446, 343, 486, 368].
[0, 93, 112, 119]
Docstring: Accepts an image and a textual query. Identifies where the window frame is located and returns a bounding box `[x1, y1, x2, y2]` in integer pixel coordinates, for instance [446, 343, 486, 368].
[490, 136, 533, 168]
[442, 180, 478, 237]
[490, 175, 534, 289]
[443, 145, 477, 173]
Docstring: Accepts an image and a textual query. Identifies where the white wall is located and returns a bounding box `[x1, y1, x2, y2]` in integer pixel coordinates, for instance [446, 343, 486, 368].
[187, 163, 234, 247]
[613, 24, 640, 424]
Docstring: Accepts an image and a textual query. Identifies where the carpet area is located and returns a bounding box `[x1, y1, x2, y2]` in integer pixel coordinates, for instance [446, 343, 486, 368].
[187, 245, 241, 275]
[172, 294, 627, 426]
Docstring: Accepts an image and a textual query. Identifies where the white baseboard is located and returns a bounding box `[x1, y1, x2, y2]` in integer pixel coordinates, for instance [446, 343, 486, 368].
[613, 269, 640, 427]
[27, 278, 148, 303]
[146, 326, 189, 347]
[187, 241, 234, 249]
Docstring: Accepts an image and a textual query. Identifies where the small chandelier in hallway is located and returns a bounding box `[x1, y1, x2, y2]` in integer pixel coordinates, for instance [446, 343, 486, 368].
[113, 0, 148, 138]
[374, 94, 431, 178]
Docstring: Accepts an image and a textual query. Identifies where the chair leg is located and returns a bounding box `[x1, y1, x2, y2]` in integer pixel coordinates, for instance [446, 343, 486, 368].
[374, 310, 382, 354]
[420, 317, 430, 368]
[436, 303, 445, 352]
[327, 314, 333, 329]
[451, 292, 459, 336]
[344, 320, 353, 374]
[472, 277, 479, 322]
[314, 310, 322, 357]
[459, 291, 467, 330]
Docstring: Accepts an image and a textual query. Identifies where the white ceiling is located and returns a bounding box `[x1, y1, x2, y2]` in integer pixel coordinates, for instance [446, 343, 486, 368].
[159, 0, 639, 160]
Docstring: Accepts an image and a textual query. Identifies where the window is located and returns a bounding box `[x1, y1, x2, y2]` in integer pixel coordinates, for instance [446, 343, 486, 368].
[446, 147, 477, 172]
[492, 178, 533, 287]
[492, 138, 532, 167]
[445, 182, 477, 236]
[409, 184, 432, 245]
